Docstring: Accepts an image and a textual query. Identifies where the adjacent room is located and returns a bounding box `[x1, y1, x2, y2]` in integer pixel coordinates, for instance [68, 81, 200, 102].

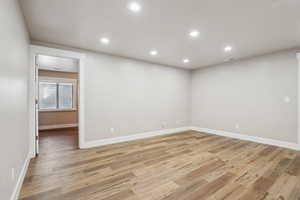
[1, 0, 300, 199]
[37, 55, 79, 154]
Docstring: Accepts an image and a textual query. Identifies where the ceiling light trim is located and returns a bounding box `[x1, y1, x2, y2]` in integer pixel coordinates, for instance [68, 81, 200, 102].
[100, 37, 110, 45]
[128, 2, 141, 13]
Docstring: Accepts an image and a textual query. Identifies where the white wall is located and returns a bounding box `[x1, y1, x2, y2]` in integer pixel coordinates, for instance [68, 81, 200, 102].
[0, 0, 29, 199]
[33, 42, 300, 145]
[191, 49, 299, 143]
[84, 52, 191, 142]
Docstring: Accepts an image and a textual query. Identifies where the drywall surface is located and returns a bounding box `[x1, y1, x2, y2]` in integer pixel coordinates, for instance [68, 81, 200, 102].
[84, 52, 191, 141]
[191, 49, 299, 143]
[0, 0, 30, 199]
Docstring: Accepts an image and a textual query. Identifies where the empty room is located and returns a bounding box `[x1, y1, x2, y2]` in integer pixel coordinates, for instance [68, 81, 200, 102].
[1, 0, 300, 199]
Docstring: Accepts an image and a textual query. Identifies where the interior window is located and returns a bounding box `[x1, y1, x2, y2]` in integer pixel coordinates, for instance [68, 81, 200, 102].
[39, 78, 76, 111]
[58, 83, 73, 109]
[39, 82, 57, 110]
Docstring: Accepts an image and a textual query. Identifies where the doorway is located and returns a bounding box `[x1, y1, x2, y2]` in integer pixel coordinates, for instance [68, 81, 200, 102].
[37, 58, 79, 154]
[29, 45, 85, 157]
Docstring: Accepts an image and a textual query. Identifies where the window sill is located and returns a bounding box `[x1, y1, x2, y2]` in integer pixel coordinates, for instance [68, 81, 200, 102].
[39, 108, 77, 112]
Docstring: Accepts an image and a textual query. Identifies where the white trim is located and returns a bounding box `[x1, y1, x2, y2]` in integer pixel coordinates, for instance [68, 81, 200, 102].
[39, 108, 77, 112]
[39, 76, 77, 83]
[39, 123, 78, 130]
[78, 54, 85, 149]
[81, 127, 191, 149]
[31, 45, 85, 60]
[77, 125, 300, 150]
[29, 45, 86, 157]
[190, 127, 300, 151]
[297, 52, 300, 145]
[10, 154, 31, 200]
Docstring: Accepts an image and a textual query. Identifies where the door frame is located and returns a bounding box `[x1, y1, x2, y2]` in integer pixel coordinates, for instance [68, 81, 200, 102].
[298, 52, 300, 145]
[29, 45, 86, 157]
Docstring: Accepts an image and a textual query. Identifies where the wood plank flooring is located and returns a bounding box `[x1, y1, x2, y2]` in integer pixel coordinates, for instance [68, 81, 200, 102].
[19, 130, 300, 200]
[38, 128, 78, 154]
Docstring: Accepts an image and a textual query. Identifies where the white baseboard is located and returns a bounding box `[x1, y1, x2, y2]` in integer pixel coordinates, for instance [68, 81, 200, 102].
[190, 127, 300, 151]
[39, 123, 78, 130]
[81, 127, 191, 149]
[10, 153, 31, 200]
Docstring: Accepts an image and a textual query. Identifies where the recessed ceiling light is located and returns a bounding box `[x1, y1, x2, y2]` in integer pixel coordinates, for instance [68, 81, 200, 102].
[183, 58, 190, 64]
[189, 30, 200, 38]
[149, 50, 158, 56]
[128, 2, 141, 12]
[224, 45, 233, 52]
[100, 37, 110, 45]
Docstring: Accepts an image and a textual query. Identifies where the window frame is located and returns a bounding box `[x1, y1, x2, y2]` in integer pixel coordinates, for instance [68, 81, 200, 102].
[38, 76, 77, 112]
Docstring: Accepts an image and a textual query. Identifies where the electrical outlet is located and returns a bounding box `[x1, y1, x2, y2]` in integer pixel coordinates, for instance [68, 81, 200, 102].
[110, 128, 115, 133]
[176, 120, 180, 125]
[11, 168, 15, 181]
[161, 123, 167, 128]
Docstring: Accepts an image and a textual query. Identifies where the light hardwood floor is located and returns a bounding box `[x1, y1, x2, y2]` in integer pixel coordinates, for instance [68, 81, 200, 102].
[19, 130, 300, 200]
[37, 128, 78, 154]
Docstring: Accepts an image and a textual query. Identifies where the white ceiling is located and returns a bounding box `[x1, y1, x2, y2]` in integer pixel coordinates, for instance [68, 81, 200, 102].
[20, 0, 300, 69]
